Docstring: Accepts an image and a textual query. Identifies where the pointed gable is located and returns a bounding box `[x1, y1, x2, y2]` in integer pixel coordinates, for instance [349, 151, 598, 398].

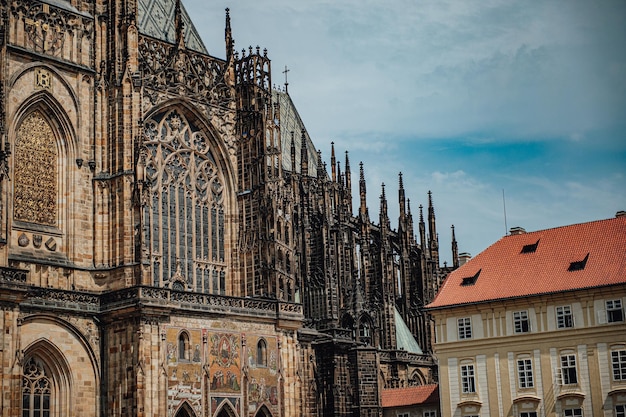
[427, 215, 626, 309]
[137, 0, 208, 54]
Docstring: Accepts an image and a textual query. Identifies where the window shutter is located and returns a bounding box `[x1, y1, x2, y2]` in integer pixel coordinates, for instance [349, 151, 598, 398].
[597, 309, 607, 325]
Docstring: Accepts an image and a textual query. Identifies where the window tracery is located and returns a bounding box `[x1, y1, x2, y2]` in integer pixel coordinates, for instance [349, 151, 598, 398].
[143, 109, 227, 293]
[21, 357, 52, 417]
[14, 111, 58, 226]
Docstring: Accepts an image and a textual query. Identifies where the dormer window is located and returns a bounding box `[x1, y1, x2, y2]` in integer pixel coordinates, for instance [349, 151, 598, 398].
[521, 240, 539, 254]
[461, 269, 481, 286]
[568, 253, 589, 271]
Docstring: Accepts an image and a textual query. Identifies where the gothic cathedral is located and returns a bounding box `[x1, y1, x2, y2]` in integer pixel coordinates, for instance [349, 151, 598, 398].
[0, 1, 458, 416]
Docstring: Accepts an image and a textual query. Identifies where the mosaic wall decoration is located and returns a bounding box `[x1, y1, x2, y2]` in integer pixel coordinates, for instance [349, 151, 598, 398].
[208, 332, 241, 393]
[166, 327, 203, 417]
[246, 336, 279, 416]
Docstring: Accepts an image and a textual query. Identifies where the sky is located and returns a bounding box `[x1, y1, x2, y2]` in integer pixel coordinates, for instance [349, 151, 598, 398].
[183, 0, 626, 264]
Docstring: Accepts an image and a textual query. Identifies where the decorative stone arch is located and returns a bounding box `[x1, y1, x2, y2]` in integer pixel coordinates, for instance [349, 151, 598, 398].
[9, 90, 78, 256]
[173, 400, 197, 417]
[215, 400, 238, 417]
[409, 369, 427, 386]
[8, 62, 81, 127]
[141, 101, 236, 294]
[357, 313, 373, 345]
[20, 313, 101, 374]
[21, 338, 73, 417]
[254, 404, 273, 417]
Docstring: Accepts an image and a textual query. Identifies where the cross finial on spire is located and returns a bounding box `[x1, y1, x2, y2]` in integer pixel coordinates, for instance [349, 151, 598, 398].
[283, 65, 290, 93]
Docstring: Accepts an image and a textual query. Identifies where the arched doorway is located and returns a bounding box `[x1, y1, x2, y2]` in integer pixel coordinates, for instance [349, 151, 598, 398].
[174, 401, 196, 417]
[254, 404, 272, 417]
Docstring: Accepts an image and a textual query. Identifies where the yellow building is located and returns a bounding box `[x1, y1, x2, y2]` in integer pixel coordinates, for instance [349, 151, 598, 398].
[427, 214, 626, 417]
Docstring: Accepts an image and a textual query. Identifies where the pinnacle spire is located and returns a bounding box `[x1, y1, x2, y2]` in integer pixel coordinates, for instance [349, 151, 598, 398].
[225, 8, 233, 61]
[398, 172, 406, 220]
[175, 0, 185, 48]
[331, 142, 336, 182]
[452, 225, 459, 268]
[359, 162, 368, 219]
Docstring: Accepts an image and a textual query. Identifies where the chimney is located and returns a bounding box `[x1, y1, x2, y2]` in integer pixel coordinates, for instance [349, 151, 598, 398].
[616, 211, 626, 218]
[458, 252, 472, 266]
[509, 226, 526, 235]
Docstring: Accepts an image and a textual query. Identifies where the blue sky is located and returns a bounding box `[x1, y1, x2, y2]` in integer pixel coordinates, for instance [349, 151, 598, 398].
[183, 0, 626, 263]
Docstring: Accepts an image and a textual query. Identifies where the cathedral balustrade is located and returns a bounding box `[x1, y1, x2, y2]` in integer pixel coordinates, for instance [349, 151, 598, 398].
[0, 266, 28, 284]
[22, 286, 100, 313]
[379, 350, 435, 366]
[99, 286, 303, 321]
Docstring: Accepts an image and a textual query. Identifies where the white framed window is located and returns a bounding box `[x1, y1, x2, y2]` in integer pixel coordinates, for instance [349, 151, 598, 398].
[556, 306, 574, 328]
[560, 354, 578, 385]
[423, 411, 436, 417]
[607, 300, 624, 323]
[520, 413, 538, 417]
[458, 317, 472, 340]
[616, 404, 625, 417]
[461, 363, 476, 393]
[612, 349, 626, 380]
[563, 409, 582, 417]
[514, 310, 530, 333]
[397, 413, 409, 417]
[517, 358, 534, 388]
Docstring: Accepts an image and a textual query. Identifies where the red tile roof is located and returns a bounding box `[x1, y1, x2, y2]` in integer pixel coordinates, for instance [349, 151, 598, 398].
[381, 384, 439, 408]
[427, 216, 626, 309]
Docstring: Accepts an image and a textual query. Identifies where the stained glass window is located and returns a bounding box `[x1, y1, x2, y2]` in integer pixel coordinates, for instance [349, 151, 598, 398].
[143, 110, 226, 293]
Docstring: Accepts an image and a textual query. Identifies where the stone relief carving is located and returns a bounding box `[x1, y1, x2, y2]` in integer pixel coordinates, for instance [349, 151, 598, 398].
[9, 0, 94, 65]
[138, 35, 233, 107]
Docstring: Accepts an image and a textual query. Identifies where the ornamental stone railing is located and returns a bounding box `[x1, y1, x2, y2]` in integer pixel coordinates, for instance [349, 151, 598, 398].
[379, 350, 434, 365]
[1, 272, 304, 321]
[100, 286, 303, 321]
[0, 266, 28, 284]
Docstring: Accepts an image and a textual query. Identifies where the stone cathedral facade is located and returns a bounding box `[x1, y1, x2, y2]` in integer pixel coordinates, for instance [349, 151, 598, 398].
[0, 1, 459, 416]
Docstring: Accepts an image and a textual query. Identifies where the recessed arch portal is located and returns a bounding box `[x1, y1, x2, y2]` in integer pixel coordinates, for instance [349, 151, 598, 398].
[21, 339, 72, 417]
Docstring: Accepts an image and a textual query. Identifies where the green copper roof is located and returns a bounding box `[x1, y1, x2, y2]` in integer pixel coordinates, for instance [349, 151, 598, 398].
[137, 0, 208, 54]
[394, 307, 423, 354]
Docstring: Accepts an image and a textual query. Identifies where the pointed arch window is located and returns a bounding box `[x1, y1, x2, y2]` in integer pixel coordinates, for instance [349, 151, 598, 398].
[143, 109, 227, 294]
[256, 339, 267, 366]
[22, 357, 52, 417]
[14, 110, 58, 226]
[179, 331, 190, 361]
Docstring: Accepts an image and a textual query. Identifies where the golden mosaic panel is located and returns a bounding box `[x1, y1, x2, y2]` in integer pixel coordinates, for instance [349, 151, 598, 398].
[14, 111, 58, 226]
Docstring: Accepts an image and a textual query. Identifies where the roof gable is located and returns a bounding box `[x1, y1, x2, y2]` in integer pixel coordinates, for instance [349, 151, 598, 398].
[137, 0, 208, 54]
[427, 216, 626, 309]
